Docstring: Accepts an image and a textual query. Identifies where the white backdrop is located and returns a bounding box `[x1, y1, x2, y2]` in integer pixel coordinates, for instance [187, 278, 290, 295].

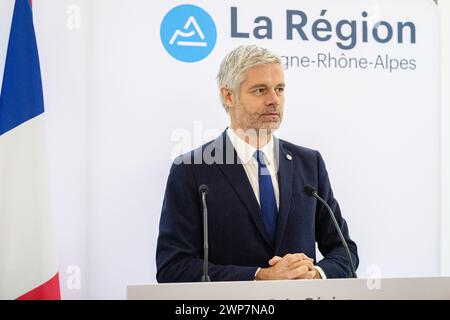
[440, 0, 450, 276]
[0, 0, 443, 299]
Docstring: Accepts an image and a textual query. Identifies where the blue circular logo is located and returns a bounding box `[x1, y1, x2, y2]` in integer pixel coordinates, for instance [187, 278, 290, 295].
[160, 5, 217, 63]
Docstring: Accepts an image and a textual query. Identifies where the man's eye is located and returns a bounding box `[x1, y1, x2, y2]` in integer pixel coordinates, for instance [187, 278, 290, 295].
[253, 88, 265, 95]
[276, 87, 285, 94]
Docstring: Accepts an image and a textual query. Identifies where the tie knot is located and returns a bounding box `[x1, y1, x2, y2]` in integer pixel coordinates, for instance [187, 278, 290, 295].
[254, 150, 268, 167]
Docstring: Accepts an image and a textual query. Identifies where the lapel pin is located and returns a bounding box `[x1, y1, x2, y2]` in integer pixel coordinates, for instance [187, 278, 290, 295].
[286, 154, 292, 161]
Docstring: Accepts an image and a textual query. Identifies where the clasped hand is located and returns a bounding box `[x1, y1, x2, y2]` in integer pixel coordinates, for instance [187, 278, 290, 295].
[255, 253, 320, 280]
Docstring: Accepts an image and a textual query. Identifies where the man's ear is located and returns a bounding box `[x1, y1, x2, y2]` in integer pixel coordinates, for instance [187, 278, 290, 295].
[220, 88, 235, 110]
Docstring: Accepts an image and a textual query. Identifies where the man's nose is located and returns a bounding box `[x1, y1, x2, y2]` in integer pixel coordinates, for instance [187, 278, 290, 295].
[265, 88, 280, 106]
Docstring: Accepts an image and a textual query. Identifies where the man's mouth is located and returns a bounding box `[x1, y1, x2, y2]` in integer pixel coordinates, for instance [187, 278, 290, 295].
[260, 113, 279, 117]
[261, 111, 279, 115]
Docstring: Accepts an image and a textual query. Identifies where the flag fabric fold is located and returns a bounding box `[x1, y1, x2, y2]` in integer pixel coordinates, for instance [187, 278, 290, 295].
[0, 0, 60, 300]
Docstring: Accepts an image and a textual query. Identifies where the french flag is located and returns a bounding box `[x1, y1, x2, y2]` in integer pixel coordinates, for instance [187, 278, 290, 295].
[0, 0, 60, 299]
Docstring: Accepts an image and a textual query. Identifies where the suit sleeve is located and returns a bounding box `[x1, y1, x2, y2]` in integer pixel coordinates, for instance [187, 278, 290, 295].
[314, 152, 359, 278]
[156, 159, 258, 283]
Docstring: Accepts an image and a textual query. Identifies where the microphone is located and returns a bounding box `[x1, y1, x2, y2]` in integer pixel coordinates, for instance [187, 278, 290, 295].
[198, 184, 211, 282]
[304, 184, 357, 278]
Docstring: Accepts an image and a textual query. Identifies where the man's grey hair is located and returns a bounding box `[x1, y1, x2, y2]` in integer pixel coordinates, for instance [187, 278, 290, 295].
[217, 45, 283, 112]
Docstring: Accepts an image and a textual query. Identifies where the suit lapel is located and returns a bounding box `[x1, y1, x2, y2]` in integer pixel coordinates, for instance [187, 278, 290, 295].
[213, 131, 274, 248]
[274, 139, 294, 251]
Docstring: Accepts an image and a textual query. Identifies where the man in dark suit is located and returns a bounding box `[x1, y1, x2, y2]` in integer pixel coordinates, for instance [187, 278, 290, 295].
[156, 45, 358, 282]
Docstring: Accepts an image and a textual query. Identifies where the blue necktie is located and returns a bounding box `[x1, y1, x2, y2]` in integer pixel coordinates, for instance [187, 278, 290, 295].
[254, 150, 277, 244]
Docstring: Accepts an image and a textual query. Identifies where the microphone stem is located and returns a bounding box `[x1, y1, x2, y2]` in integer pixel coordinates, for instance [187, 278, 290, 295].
[201, 192, 210, 282]
[313, 192, 357, 278]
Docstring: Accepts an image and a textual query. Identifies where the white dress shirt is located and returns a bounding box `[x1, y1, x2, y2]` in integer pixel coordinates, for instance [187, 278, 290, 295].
[226, 127, 327, 280]
[226, 127, 279, 209]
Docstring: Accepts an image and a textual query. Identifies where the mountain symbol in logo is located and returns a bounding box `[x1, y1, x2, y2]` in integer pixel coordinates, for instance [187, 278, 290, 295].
[169, 16, 207, 47]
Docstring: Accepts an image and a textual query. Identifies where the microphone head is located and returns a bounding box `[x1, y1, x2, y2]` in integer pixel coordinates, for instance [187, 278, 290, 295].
[304, 184, 318, 196]
[198, 184, 209, 195]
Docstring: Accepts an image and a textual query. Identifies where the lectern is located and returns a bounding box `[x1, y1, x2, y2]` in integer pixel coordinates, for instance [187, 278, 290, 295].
[127, 276, 450, 300]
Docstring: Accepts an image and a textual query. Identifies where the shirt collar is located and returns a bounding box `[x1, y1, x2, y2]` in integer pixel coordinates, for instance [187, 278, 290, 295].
[226, 127, 275, 165]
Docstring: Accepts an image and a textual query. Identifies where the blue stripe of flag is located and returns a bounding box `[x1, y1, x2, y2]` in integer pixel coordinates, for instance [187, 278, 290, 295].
[0, 0, 44, 136]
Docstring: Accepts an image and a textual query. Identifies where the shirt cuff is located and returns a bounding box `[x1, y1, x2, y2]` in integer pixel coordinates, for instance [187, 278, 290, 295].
[254, 267, 261, 281]
[314, 266, 327, 279]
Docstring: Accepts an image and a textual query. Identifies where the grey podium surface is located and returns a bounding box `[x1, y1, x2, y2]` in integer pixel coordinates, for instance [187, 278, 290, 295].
[127, 276, 450, 300]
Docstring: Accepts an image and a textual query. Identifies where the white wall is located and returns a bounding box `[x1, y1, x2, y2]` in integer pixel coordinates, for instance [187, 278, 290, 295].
[0, 2, 14, 83]
[34, 0, 91, 299]
[85, 0, 441, 299]
[439, 0, 450, 276]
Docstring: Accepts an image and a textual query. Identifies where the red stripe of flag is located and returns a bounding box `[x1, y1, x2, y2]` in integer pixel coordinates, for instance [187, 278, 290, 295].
[16, 273, 61, 300]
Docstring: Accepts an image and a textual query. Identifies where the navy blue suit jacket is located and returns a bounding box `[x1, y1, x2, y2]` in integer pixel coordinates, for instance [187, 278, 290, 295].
[156, 131, 358, 282]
